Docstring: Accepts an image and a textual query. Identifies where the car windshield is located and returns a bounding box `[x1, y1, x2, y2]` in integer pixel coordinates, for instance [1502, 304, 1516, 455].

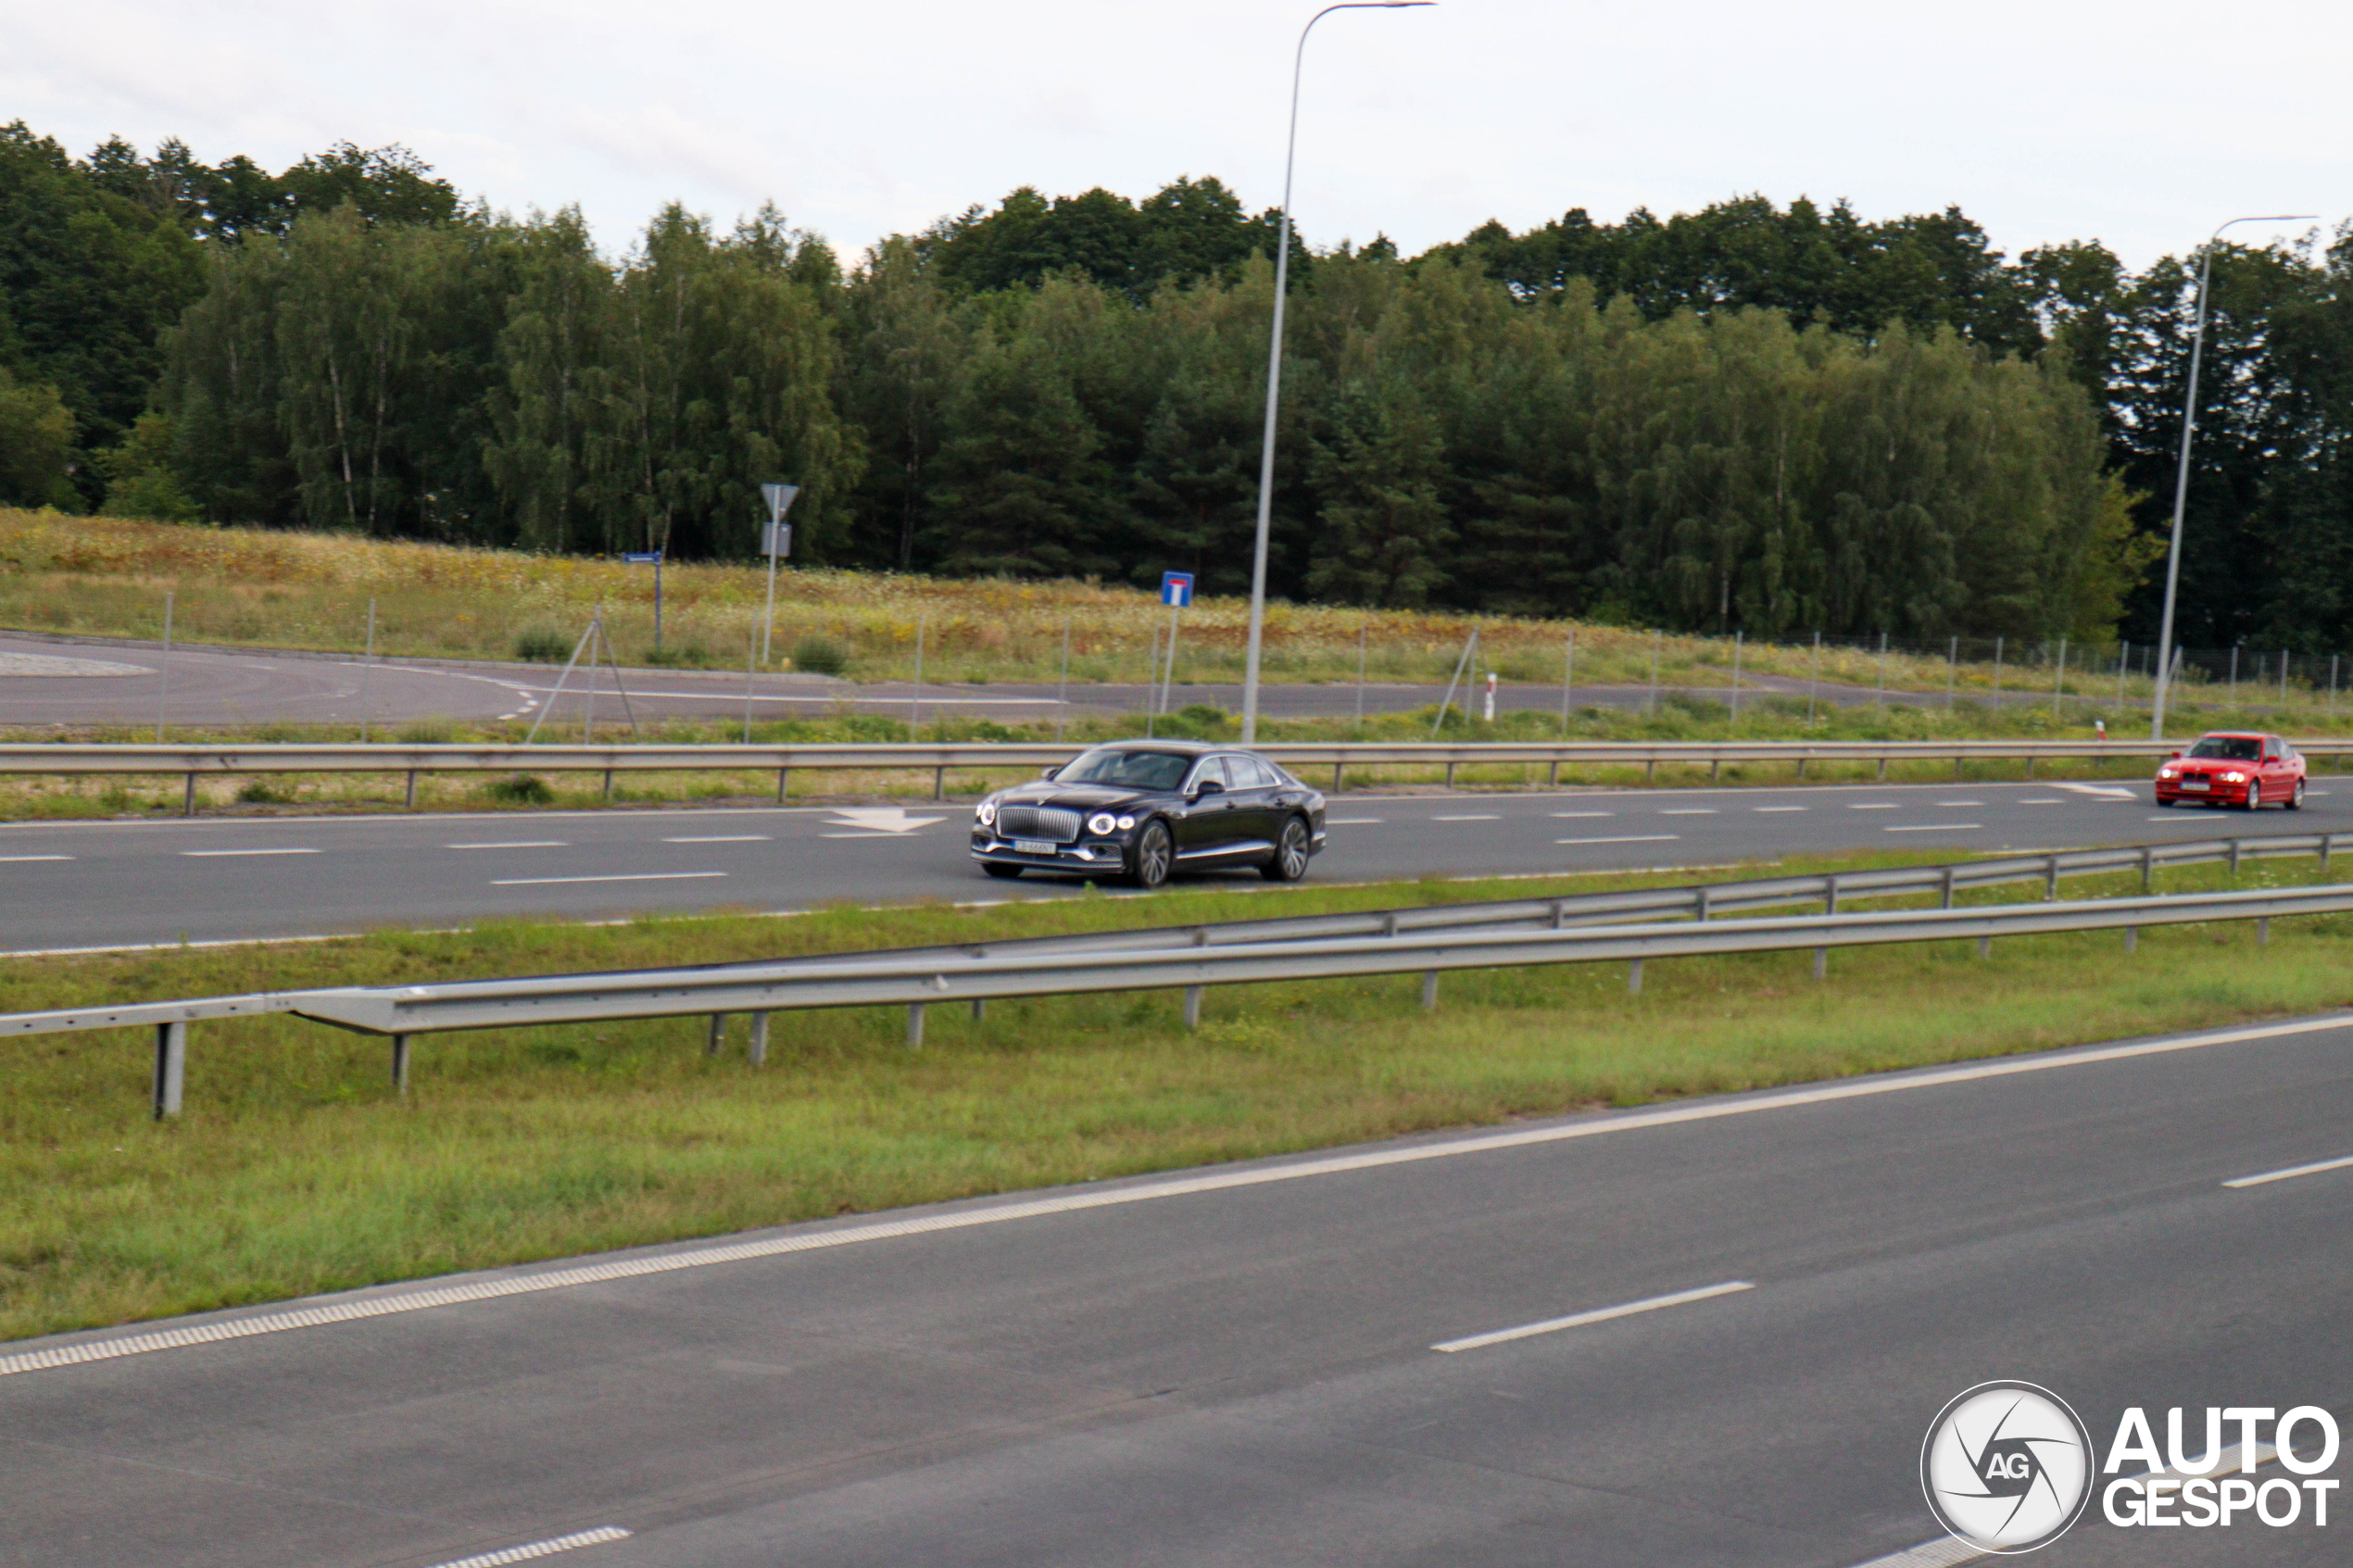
[2186, 737, 2260, 760]
[1052, 748, 1192, 790]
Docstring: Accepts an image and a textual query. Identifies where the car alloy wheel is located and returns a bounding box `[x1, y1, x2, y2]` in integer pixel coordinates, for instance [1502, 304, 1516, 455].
[2290, 777, 2306, 810]
[1132, 820, 1173, 889]
[2245, 781, 2262, 810]
[1262, 816, 1310, 883]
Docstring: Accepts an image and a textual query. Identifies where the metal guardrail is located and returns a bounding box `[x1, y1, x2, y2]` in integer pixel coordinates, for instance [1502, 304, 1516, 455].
[6, 833, 2344, 1119]
[0, 735, 2343, 809]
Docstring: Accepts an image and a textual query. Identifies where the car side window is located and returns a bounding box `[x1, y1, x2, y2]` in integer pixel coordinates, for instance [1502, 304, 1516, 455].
[1189, 756, 1231, 792]
[1228, 756, 1273, 789]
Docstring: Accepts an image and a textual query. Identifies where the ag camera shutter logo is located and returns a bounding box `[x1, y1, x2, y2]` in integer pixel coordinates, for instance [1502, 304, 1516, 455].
[1920, 1381, 2095, 1552]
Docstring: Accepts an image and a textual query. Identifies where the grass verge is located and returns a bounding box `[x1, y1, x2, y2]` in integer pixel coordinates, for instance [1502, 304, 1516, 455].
[4, 850, 2348, 1343]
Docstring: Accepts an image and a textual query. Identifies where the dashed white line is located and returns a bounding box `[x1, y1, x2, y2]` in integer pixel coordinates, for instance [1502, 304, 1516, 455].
[1550, 811, 1616, 819]
[1658, 809, 1718, 816]
[1556, 834, 1680, 846]
[2222, 1152, 2353, 1189]
[424, 1527, 633, 1568]
[1753, 806, 1806, 813]
[661, 834, 771, 844]
[490, 872, 727, 886]
[1846, 803, 1900, 810]
[1432, 814, 1499, 822]
[1327, 817, 1385, 824]
[447, 841, 570, 850]
[1883, 823, 1981, 833]
[180, 847, 321, 858]
[1431, 1281, 1755, 1353]
[1935, 800, 1985, 807]
[0, 854, 72, 862]
[2018, 797, 2064, 805]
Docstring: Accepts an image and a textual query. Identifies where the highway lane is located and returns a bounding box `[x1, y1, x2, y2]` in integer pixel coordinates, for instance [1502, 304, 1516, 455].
[3, 1015, 2347, 1565]
[0, 777, 2340, 952]
[1, 629, 2019, 728]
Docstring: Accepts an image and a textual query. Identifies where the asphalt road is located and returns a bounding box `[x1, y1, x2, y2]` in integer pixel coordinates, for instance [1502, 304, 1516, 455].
[4, 1014, 2347, 1566]
[0, 775, 2334, 953]
[0, 629, 1989, 729]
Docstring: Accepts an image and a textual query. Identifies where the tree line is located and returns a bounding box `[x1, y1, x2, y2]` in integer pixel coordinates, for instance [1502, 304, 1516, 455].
[3, 119, 2348, 648]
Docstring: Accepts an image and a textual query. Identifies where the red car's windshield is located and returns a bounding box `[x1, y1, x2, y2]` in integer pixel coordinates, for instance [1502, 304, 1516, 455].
[2185, 737, 2261, 761]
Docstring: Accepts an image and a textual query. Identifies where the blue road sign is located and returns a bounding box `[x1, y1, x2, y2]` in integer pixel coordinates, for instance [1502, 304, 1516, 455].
[623, 551, 662, 564]
[1161, 571, 1195, 608]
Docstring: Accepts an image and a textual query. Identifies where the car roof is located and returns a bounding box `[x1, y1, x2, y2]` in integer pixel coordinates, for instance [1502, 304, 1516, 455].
[1077, 739, 1220, 757]
[2199, 730, 2269, 739]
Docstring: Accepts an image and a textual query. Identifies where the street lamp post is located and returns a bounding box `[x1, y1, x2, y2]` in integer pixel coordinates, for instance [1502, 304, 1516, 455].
[1239, 0, 1434, 745]
[2148, 214, 2314, 741]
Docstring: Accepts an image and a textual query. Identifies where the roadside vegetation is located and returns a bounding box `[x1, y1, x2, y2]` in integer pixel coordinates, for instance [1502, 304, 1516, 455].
[2, 848, 2347, 1341]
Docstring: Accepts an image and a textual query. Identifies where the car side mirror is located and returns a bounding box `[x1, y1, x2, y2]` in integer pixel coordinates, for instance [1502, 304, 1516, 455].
[1039, 766, 1060, 780]
[1189, 778, 1225, 801]
[2169, 751, 2182, 760]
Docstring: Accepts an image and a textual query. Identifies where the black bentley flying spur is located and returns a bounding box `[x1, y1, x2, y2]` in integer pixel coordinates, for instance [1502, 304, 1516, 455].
[970, 740, 1328, 888]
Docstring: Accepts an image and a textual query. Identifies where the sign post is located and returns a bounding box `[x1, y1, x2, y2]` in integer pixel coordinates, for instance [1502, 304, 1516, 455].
[760, 483, 799, 664]
[1158, 571, 1194, 719]
[623, 550, 664, 650]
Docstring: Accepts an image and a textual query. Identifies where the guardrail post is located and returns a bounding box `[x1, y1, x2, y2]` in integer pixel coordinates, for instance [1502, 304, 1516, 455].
[1709, 760, 1720, 782]
[1644, 760, 1655, 784]
[1954, 756, 1963, 779]
[707, 1014, 725, 1056]
[1978, 935, 1992, 958]
[404, 771, 418, 809]
[2045, 856, 2058, 900]
[935, 766, 946, 800]
[1813, 947, 1827, 980]
[601, 769, 615, 802]
[2324, 833, 2335, 873]
[1628, 958, 1643, 994]
[1421, 972, 1440, 1010]
[2258, 918, 2270, 947]
[1184, 986, 1202, 1030]
[1547, 760, 1559, 785]
[2123, 927, 2137, 953]
[2026, 757, 2035, 779]
[1825, 876, 1839, 915]
[152, 1021, 184, 1119]
[1444, 761, 1456, 787]
[749, 1012, 769, 1066]
[2228, 839, 2241, 877]
[1696, 887, 1711, 922]
[1941, 867, 1956, 909]
[391, 1034, 410, 1094]
[2141, 846, 2154, 891]
[1877, 757, 1888, 781]
[1796, 758, 1806, 780]
[1551, 900, 1567, 930]
[182, 773, 197, 816]
[908, 1004, 925, 1047]
[776, 768, 790, 803]
[1334, 761, 1345, 791]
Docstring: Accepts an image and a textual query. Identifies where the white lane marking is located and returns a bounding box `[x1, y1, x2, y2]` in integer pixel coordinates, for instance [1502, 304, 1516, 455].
[2223, 1152, 2353, 1188]
[1432, 1281, 1754, 1353]
[1658, 809, 1718, 815]
[424, 1527, 633, 1568]
[0, 855, 72, 862]
[1883, 823, 1981, 833]
[2055, 782, 2139, 799]
[2310, 790, 2331, 797]
[1432, 814, 1499, 822]
[1935, 800, 1985, 807]
[661, 834, 771, 844]
[446, 841, 570, 850]
[1550, 811, 1615, 818]
[1327, 817, 1385, 824]
[820, 832, 929, 839]
[1752, 806, 1806, 813]
[2145, 813, 2191, 821]
[1846, 803, 1900, 810]
[2018, 797, 2064, 805]
[180, 847, 321, 858]
[1555, 834, 1680, 846]
[11, 1011, 2348, 1383]
[825, 808, 944, 834]
[490, 872, 727, 886]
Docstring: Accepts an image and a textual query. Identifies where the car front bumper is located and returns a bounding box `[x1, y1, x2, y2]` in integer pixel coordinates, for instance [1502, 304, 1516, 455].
[970, 834, 1132, 871]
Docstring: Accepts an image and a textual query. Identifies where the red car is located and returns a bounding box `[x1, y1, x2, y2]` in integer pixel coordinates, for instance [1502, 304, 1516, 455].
[2155, 731, 2307, 809]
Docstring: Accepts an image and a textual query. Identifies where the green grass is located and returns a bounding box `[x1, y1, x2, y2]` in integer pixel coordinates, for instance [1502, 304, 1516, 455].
[5, 851, 2351, 1343]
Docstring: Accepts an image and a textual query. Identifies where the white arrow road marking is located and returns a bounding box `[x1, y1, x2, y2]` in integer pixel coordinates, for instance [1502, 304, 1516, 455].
[2052, 782, 2139, 798]
[824, 808, 946, 834]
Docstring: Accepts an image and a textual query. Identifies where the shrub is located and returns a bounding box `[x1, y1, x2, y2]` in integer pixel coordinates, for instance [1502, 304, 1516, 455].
[484, 774, 555, 804]
[790, 633, 849, 675]
[513, 627, 572, 662]
[234, 779, 291, 805]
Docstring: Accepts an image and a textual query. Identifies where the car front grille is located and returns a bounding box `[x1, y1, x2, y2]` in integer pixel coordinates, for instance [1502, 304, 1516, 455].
[999, 806, 1082, 843]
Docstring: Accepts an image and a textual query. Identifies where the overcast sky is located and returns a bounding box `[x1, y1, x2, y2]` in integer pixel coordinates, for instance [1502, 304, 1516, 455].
[6, 1, 2347, 270]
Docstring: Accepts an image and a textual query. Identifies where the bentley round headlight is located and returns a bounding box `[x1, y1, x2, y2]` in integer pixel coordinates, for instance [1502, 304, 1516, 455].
[976, 798, 997, 827]
[1115, 815, 1135, 830]
[1087, 811, 1118, 836]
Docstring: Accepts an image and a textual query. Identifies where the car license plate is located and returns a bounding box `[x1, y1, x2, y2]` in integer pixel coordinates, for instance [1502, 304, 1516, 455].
[2179, 779, 2206, 791]
[1013, 838, 1058, 855]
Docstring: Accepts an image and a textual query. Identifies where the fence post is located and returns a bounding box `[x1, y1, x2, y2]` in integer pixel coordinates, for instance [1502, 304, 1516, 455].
[391, 1034, 410, 1094]
[1421, 972, 1440, 1011]
[153, 1021, 185, 1119]
[749, 1012, 769, 1067]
